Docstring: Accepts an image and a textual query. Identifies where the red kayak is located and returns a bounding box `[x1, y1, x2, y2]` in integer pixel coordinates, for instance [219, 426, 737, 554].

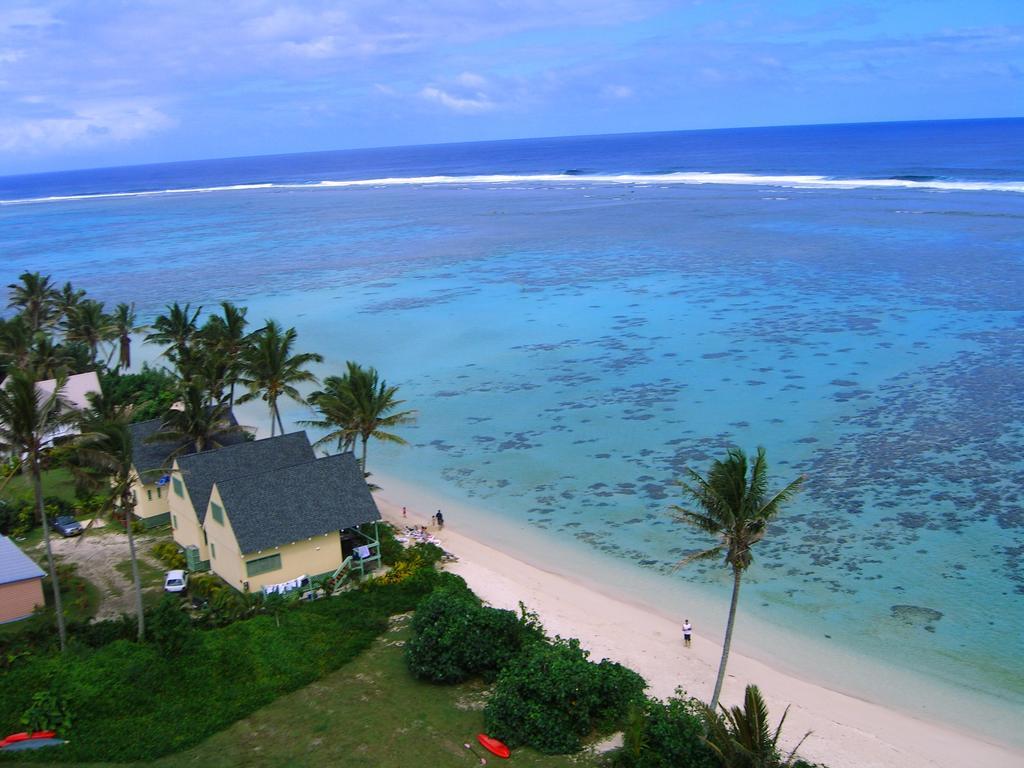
[0, 731, 57, 749]
[477, 733, 510, 759]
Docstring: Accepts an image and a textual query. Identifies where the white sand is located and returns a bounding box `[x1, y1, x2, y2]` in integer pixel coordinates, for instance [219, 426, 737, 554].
[375, 490, 1022, 768]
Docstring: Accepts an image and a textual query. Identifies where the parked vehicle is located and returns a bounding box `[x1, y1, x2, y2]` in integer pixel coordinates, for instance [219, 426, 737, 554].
[50, 515, 83, 537]
[164, 570, 189, 594]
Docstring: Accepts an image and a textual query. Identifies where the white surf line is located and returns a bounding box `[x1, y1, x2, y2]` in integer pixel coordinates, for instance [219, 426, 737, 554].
[3, 172, 1023, 205]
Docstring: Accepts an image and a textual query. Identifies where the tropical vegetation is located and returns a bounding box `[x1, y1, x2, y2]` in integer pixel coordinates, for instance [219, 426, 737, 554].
[672, 447, 805, 711]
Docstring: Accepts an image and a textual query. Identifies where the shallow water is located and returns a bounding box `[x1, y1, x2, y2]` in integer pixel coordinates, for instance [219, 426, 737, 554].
[2, 122, 1022, 739]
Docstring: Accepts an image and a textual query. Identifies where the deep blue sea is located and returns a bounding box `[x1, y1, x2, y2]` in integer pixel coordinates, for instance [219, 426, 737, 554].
[2, 118, 1022, 740]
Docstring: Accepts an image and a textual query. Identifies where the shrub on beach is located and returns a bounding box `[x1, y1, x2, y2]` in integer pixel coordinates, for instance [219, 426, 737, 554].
[616, 692, 715, 768]
[484, 637, 647, 754]
[405, 584, 537, 683]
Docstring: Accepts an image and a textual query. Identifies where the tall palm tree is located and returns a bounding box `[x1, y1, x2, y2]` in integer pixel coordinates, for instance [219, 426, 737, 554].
[0, 315, 34, 371]
[111, 302, 143, 372]
[307, 361, 415, 473]
[54, 282, 86, 325]
[7, 271, 60, 333]
[672, 447, 804, 712]
[28, 335, 71, 379]
[0, 371, 76, 652]
[75, 403, 146, 640]
[198, 302, 252, 408]
[238, 320, 322, 437]
[145, 302, 201, 376]
[154, 380, 243, 456]
[63, 299, 113, 366]
[304, 374, 358, 454]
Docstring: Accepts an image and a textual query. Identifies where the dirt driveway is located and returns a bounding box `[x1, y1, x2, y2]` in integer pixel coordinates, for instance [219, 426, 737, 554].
[40, 525, 168, 620]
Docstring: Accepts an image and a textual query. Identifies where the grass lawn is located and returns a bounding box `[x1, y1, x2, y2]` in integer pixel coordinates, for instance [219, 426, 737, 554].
[2, 615, 611, 768]
[0, 467, 77, 507]
[113, 557, 166, 608]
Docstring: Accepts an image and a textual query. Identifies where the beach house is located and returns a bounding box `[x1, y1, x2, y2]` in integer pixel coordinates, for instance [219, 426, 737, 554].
[0, 535, 45, 623]
[128, 413, 247, 528]
[167, 431, 380, 591]
[0, 370, 101, 447]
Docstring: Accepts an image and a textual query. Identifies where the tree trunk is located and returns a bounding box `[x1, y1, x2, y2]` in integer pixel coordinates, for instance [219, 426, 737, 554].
[276, 408, 286, 437]
[123, 490, 146, 641]
[33, 459, 67, 653]
[269, 400, 277, 437]
[710, 566, 743, 712]
[361, 436, 368, 474]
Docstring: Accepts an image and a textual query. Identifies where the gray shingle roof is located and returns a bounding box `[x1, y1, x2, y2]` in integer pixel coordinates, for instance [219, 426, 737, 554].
[215, 452, 380, 554]
[128, 412, 247, 483]
[176, 431, 316, 525]
[0, 535, 45, 585]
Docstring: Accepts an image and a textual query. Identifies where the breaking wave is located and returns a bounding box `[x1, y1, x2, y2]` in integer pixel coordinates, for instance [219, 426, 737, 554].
[3, 171, 1023, 205]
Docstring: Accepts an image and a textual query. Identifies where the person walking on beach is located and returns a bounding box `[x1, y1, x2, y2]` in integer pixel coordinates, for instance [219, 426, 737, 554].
[402, 506, 407, 518]
[436, 510, 445, 529]
[682, 619, 692, 648]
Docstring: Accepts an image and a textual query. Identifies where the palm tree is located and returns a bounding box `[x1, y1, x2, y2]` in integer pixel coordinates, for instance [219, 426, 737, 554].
[306, 362, 415, 473]
[672, 447, 804, 712]
[7, 271, 60, 333]
[0, 370, 76, 652]
[145, 302, 201, 375]
[198, 302, 252, 408]
[0, 315, 35, 371]
[699, 684, 810, 768]
[63, 299, 113, 366]
[54, 282, 86, 324]
[304, 374, 358, 453]
[28, 335, 71, 379]
[238, 320, 322, 437]
[111, 302, 142, 372]
[75, 403, 146, 640]
[155, 380, 243, 456]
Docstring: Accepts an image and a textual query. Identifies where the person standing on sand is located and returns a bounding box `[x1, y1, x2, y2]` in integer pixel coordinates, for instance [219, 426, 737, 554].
[682, 619, 692, 648]
[402, 506, 407, 518]
[436, 510, 445, 529]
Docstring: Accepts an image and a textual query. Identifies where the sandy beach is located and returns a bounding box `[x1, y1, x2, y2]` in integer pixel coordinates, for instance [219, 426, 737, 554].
[374, 485, 1022, 768]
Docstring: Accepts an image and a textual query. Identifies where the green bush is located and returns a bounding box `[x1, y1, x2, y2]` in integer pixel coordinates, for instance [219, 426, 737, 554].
[151, 540, 186, 570]
[405, 586, 535, 683]
[484, 637, 647, 754]
[20, 682, 73, 736]
[148, 596, 196, 657]
[617, 692, 715, 768]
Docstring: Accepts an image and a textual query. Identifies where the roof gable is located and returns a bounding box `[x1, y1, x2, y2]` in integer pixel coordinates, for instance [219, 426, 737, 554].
[0, 535, 45, 584]
[214, 452, 380, 554]
[176, 431, 317, 524]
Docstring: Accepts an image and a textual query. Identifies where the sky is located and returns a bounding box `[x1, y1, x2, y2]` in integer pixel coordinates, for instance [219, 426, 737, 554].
[0, 0, 1022, 175]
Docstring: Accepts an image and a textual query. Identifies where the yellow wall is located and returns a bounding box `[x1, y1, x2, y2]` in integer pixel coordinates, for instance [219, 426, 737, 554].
[131, 475, 169, 520]
[168, 461, 209, 560]
[205, 485, 343, 592]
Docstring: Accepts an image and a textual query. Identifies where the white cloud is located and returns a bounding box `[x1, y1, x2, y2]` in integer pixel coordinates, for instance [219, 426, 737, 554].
[602, 84, 633, 99]
[280, 36, 339, 59]
[420, 85, 495, 113]
[0, 102, 175, 153]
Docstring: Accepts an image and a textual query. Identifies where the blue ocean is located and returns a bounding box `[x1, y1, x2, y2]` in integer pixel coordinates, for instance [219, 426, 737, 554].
[2, 118, 1022, 741]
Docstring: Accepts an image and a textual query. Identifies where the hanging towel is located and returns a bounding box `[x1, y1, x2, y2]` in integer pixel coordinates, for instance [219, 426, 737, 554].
[355, 545, 371, 559]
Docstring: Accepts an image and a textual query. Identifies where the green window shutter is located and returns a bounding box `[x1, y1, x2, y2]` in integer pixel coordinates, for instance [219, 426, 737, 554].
[211, 542, 217, 559]
[211, 503, 224, 525]
[172, 477, 183, 497]
[246, 554, 282, 577]
[157, 486, 162, 498]
[172, 515, 177, 529]
[147, 489, 153, 501]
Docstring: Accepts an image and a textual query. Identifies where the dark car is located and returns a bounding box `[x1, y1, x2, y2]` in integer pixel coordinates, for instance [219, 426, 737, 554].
[51, 515, 83, 537]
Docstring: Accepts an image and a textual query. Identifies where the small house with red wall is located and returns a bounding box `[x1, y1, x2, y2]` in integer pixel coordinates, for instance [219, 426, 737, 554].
[0, 535, 45, 624]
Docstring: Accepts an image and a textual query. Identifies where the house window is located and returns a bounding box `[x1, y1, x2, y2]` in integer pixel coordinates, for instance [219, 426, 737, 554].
[210, 503, 224, 525]
[172, 477, 183, 497]
[211, 542, 217, 559]
[157, 486, 162, 499]
[172, 515, 177, 529]
[146, 489, 153, 501]
[246, 554, 282, 577]
[203, 530, 208, 545]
